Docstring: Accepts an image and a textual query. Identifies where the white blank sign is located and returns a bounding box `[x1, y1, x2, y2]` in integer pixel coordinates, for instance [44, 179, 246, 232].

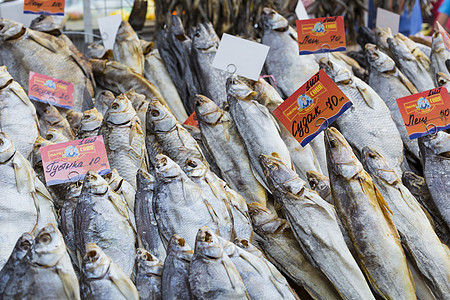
[212, 34, 270, 81]
[376, 7, 400, 35]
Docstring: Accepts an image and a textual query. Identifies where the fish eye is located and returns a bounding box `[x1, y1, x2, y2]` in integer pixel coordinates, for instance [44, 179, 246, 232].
[82, 114, 90, 120]
[20, 241, 31, 251]
[151, 109, 160, 117]
[368, 152, 376, 159]
[329, 139, 337, 148]
[86, 250, 98, 261]
[111, 103, 120, 110]
[0, 139, 3, 146]
[187, 160, 197, 168]
[45, 134, 54, 140]
[38, 233, 52, 245]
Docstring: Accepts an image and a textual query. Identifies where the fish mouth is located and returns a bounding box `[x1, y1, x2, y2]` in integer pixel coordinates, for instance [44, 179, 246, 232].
[439, 151, 450, 159]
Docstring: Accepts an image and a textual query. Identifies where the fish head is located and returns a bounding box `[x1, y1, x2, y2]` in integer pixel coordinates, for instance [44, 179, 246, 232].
[140, 39, 154, 55]
[87, 43, 110, 59]
[29, 15, 61, 35]
[216, 236, 237, 257]
[374, 27, 393, 51]
[105, 94, 136, 125]
[0, 18, 25, 42]
[362, 147, 398, 184]
[261, 7, 288, 31]
[96, 90, 115, 108]
[45, 127, 69, 143]
[194, 226, 224, 259]
[136, 169, 155, 192]
[30, 223, 66, 267]
[33, 136, 54, 165]
[67, 181, 83, 199]
[247, 202, 288, 235]
[81, 170, 109, 195]
[126, 90, 146, 106]
[135, 248, 163, 274]
[184, 157, 208, 178]
[226, 75, 257, 102]
[42, 105, 63, 125]
[401, 171, 425, 193]
[432, 30, 444, 51]
[0, 132, 16, 163]
[420, 131, 450, 158]
[194, 95, 223, 124]
[319, 57, 352, 83]
[324, 127, 363, 179]
[83, 243, 111, 279]
[252, 78, 283, 107]
[154, 154, 183, 180]
[104, 168, 122, 189]
[90, 58, 107, 73]
[365, 43, 396, 73]
[66, 110, 83, 129]
[115, 21, 135, 42]
[170, 14, 186, 36]
[192, 23, 216, 51]
[203, 22, 220, 43]
[388, 36, 414, 60]
[0, 66, 14, 89]
[146, 100, 177, 133]
[80, 107, 103, 132]
[306, 171, 331, 196]
[259, 153, 305, 195]
[167, 234, 193, 262]
[234, 238, 262, 257]
[11, 233, 34, 261]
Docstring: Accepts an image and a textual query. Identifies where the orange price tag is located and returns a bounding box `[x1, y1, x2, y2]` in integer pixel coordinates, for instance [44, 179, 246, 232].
[28, 71, 74, 109]
[436, 22, 450, 51]
[297, 16, 346, 55]
[40, 136, 110, 186]
[273, 70, 352, 146]
[183, 112, 199, 128]
[24, 0, 65, 16]
[396, 87, 450, 139]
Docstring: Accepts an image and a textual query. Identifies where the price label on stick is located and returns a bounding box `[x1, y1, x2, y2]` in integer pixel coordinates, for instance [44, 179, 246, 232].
[396, 87, 450, 139]
[24, 0, 65, 16]
[297, 16, 346, 55]
[376, 8, 400, 35]
[183, 112, 199, 128]
[40, 136, 110, 186]
[436, 22, 450, 51]
[97, 14, 122, 50]
[273, 70, 352, 146]
[28, 72, 74, 109]
[212, 34, 270, 81]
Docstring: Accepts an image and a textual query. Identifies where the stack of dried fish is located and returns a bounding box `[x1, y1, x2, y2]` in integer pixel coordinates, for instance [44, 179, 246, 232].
[0, 6, 449, 300]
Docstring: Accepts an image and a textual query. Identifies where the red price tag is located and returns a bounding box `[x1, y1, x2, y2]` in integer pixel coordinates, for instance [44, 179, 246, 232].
[273, 70, 352, 146]
[40, 136, 110, 186]
[297, 16, 346, 55]
[28, 72, 74, 109]
[24, 0, 65, 16]
[183, 112, 199, 128]
[396, 87, 450, 139]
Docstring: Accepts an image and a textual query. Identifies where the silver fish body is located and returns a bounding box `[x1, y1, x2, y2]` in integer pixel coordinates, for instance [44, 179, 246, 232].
[113, 21, 144, 75]
[80, 243, 139, 300]
[261, 8, 319, 99]
[366, 43, 420, 160]
[184, 158, 234, 240]
[153, 154, 219, 247]
[99, 94, 147, 189]
[260, 153, 375, 300]
[320, 57, 406, 177]
[227, 76, 292, 190]
[135, 248, 163, 300]
[248, 202, 341, 300]
[105, 168, 136, 213]
[135, 169, 166, 261]
[419, 131, 450, 229]
[431, 30, 450, 86]
[0, 132, 38, 270]
[189, 227, 249, 299]
[161, 234, 193, 300]
[195, 94, 267, 205]
[0, 66, 39, 160]
[224, 186, 253, 242]
[363, 147, 450, 300]
[74, 171, 137, 277]
[325, 127, 416, 299]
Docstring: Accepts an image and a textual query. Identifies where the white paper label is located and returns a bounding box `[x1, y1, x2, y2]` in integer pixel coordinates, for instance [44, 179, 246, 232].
[296, 1, 309, 20]
[376, 7, 400, 35]
[212, 34, 270, 81]
[97, 14, 122, 50]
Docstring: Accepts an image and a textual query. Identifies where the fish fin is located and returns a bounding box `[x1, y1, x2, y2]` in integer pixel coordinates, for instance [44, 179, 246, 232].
[397, 71, 418, 94]
[109, 266, 139, 300]
[28, 31, 60, 54]
[82, 87, 94, 111]
[355, 81, 375, 109]
[55, 264, 80, 300]
[249, 163, 272, 194]
[372, 183, 393, 215]
[34, 175, 53, 201]
[203, 199, 221, 235]
[12, 151, 36, 194]
[108, 192, 130, 220]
